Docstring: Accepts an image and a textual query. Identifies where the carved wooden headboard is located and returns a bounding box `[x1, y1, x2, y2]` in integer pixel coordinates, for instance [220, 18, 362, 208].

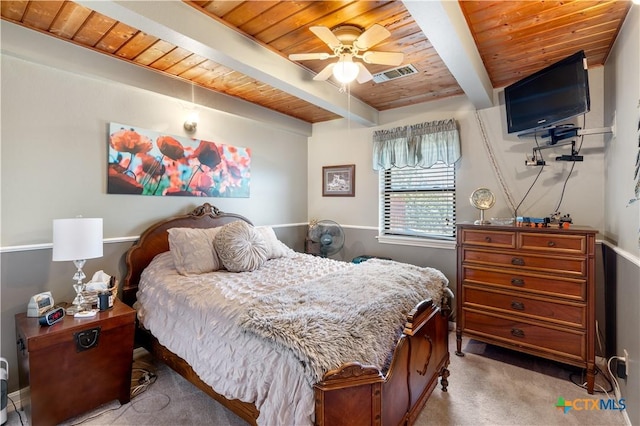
[122, 203, 252, 306]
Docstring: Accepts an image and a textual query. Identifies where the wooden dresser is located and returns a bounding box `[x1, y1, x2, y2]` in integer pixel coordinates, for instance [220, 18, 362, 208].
[455, 223, 597, 393]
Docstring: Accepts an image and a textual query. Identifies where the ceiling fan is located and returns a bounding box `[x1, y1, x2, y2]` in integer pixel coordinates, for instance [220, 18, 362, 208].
[289, 24, 404, 84]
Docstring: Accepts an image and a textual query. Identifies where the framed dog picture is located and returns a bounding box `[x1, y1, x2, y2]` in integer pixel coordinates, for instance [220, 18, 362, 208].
[322, 164, 355, 197]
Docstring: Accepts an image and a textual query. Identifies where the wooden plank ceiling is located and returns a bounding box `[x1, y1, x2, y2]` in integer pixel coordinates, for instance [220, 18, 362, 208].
[0, 1, 632, 124]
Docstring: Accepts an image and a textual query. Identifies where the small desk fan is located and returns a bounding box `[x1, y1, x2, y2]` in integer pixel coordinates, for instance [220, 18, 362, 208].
[307, 220, 345, 257]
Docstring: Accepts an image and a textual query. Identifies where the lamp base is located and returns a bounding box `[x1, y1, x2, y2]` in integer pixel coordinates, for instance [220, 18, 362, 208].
[65, 304, 86, 315]
[66, 282, 88, 315]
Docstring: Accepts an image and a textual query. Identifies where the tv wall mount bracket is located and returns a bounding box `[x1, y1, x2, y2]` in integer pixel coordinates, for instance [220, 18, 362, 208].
[522, 124, 612, 166]
[526, 140, 583, 166]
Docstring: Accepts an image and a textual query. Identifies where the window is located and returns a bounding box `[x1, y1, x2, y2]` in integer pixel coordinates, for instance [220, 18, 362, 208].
[379, 162, 455, 241]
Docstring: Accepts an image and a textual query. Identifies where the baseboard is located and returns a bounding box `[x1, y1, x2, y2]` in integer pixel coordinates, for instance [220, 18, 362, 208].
[6, 389, 23, 413]
[612, 385, 632, 426]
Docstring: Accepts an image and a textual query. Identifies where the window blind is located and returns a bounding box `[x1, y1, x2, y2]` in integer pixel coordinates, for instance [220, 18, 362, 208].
[380, 162, 456, 240]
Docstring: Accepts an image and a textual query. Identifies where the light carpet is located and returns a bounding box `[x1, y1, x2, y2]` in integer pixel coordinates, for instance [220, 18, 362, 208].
[6, 332, 627, 425]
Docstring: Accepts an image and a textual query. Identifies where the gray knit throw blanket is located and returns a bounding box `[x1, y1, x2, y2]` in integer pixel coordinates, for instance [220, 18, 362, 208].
[238, 259, 448, 384]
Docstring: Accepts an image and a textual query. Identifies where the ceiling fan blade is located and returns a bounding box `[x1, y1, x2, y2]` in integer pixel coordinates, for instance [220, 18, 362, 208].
[356, 63, 373, 84]
[310, 26, 341, 48]
[361, 51, 404, 66]
[313, 63, 335, 81]
[289, 53, 332, 61]
[354, 24, 390, 50]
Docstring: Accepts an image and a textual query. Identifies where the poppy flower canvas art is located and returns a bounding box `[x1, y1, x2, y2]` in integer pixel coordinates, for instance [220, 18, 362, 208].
[108, 123, 251, 198]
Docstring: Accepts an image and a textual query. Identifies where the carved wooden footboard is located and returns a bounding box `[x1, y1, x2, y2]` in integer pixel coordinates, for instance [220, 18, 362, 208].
[315, 298, 450, 426]
[122, 203, 451, 426]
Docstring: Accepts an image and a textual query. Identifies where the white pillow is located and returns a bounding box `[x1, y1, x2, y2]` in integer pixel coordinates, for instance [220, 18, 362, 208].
[255, 226, 288, 259]
[167, 227, 221, 275]
[214, 221, 268, 272]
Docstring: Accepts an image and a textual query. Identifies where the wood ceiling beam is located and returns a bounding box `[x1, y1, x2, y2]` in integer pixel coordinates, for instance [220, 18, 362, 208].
[75, 0, 380, 126]
[403, 0, 494, 110]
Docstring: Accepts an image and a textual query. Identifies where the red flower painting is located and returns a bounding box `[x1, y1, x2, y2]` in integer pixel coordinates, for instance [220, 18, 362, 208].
[107, 123, 250, 197]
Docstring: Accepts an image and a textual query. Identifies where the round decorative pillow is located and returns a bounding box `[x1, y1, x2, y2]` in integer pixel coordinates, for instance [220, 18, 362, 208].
[214, 221, 268, 272]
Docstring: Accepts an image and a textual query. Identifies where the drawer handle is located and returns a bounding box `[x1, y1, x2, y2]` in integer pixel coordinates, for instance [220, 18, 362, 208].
[511, 301, 525, 311]
[511, 278, 524, 287]
[511, 328, 525, 338]
[511, 257, 525, 266]
[547, 241, 556, 247]
[484, 236, 492, 243]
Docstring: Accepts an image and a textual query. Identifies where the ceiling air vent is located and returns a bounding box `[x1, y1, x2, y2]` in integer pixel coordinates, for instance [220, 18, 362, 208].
[372, 64, 418, 83]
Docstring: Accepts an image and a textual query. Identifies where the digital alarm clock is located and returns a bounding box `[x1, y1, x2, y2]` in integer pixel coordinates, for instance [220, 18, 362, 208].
[39, 307, 65, 326]
[27, 292, 55, 317]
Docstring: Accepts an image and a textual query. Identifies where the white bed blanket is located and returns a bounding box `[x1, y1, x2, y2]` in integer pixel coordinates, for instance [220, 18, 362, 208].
[136, 250, 449, 425]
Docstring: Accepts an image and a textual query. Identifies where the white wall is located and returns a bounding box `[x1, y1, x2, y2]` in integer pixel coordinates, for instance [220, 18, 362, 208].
[603, 4, 640, 425]
[0, 55, 308, 245]
[0, 24, 310, 392]
[604, 5, 640, 257]
[308, 69, 606, 235]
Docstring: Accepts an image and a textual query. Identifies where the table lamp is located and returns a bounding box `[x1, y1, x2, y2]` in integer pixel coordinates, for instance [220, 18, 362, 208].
[52, 217, 103, 314]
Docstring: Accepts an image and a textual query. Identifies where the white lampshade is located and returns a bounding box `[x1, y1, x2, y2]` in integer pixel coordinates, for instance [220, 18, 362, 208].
[332, 55, 360, 84]
[52, 218, 103, 261]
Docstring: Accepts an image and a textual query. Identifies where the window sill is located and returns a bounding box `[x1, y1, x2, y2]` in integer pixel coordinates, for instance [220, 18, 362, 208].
[376, 235, 456, 250]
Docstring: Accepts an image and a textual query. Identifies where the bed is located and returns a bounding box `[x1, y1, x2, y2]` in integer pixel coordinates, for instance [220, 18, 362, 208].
[122, 203, 452, 426]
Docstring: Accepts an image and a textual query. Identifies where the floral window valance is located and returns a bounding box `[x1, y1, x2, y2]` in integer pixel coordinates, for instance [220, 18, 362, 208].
[372, 118, 461, 170]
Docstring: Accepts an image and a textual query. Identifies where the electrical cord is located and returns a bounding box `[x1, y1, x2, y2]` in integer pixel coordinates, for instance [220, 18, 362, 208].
[607, 356, 624, 397]
[7, 395, 25, 426]
[514, 113, 590, 218]
[70, 402, 123, 425]
[553, 113, 586, 213]
[70, 392, 172, 426]
[512, 131, 546, 218]
[553, 159, 577, 214]
[569, 364, 613, 393]
[70, 367, 161, 425]
[131, 368, 157, 398]
[513, 161, 545, 218]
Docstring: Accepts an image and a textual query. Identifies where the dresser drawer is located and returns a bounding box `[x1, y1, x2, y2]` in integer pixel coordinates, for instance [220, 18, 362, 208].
[462, 247, 586, 276]
[460, 229, 516, 249]
[463, 286, 586, 328]
[519, 232, 587, 254]
[461, 266, 586, 301]
[463, 310, 585, 361]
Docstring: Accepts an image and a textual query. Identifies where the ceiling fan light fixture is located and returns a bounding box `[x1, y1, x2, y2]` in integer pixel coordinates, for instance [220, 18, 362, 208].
[294, 23, 402, 86]
[332, 55, 359, 84]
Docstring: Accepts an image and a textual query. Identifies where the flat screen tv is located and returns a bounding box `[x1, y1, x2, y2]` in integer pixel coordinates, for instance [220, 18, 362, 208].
[504, 50, 590, 135]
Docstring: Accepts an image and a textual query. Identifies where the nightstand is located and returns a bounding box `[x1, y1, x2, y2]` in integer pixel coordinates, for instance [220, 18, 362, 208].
[15, 299, 135, 426]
